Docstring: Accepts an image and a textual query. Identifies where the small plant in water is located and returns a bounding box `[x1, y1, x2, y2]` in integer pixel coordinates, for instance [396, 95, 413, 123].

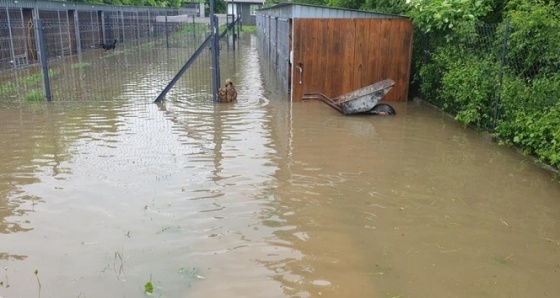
[35, 268, 42, 298]
[144, 274, 153, 295]
[23, 89, 44, 102]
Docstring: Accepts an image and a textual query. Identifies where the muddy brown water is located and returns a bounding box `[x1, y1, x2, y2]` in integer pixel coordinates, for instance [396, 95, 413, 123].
[1, 34, 560, 298]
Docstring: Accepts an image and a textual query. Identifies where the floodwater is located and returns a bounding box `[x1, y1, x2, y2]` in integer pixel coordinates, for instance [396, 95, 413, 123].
[1, 33, 560, 298]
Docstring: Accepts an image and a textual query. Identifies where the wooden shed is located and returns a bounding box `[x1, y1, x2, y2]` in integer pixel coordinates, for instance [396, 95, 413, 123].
[256, 3, 413, 102]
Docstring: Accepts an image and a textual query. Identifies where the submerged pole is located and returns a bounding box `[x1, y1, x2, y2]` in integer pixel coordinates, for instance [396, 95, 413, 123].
[210, 0, 220, 102]
[35, 19, 52, 102]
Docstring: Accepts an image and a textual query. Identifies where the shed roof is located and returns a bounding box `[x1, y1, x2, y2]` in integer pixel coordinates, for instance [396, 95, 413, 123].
[257, 3, 408, 19]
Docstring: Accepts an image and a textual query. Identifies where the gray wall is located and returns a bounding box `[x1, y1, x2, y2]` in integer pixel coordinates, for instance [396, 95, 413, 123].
[256, 14, 290, 93]
[239, 3, 258, 26]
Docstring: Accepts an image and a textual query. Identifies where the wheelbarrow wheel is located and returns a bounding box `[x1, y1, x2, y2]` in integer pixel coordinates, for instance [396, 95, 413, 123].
[369, 103, 396, 116]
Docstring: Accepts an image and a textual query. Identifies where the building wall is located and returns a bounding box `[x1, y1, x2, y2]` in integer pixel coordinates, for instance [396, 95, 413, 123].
[292, 18, 413, 102]
[256, 14, 290, 93]
[257, 12, 413, 102]
[239, 3, 258, 26]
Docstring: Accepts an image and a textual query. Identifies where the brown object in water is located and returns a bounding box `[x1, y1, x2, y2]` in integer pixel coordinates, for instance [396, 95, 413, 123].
[218, 79, 237, 102]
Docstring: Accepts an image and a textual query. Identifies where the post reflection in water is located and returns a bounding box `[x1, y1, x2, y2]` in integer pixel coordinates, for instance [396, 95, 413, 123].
[1, 33, 560, 298]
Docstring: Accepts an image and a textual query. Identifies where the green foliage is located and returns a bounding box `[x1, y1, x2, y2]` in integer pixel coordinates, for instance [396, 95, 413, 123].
[327, 0, 364, 9]
[71, 62, 92, 69]
[504, 0, 560, 80]
[439, 52, 498, 128]
[0, 81, 16, 95]
[20, 69, 59, 85]
[23, 89, 44, 102]
[144, 281, 154, 294]
[144, 273, 154, 294]
[414, 0, 560, 170]
[406, 0, 492, 34]
[496, 104, 560, 167]
[72, 0, 188, 8]
[291, 0, 328, 5]
[496, 74, 560, 163]
[204, 0, 227, 15]
[361, 0, 408, 14]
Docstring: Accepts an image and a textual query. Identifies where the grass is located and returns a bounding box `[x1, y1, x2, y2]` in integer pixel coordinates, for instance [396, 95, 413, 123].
[71, 62, 91, 69]
[241, 25, 256, 32]
[23, 89, 44, 102]
[175, 23, 208, 36]
[19, 69, 59, 85]
[0, 81, 16, 95]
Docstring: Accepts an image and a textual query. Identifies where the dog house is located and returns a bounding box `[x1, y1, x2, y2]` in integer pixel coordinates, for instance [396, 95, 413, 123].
[256, 3, 413, 102]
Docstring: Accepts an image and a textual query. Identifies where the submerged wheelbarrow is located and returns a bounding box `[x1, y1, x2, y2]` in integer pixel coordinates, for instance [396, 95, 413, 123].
[302, 79, 396, 115]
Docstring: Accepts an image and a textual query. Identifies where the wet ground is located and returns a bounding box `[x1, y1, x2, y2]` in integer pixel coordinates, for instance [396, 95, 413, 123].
[1, 33, 560, 298]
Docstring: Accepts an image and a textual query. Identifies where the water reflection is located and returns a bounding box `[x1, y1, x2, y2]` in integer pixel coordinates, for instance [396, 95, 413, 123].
[0, 33, 560, 298]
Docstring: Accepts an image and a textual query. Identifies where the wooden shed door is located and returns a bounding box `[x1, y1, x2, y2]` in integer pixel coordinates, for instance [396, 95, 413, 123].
[291, 18, 413, 102]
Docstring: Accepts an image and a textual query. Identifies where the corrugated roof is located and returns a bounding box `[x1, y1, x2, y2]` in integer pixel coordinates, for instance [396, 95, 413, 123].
[257, 3, 408, 19]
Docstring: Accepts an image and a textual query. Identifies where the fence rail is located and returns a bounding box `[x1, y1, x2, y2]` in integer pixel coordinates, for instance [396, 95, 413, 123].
[0, 4, 193, 70]
[0, 1, 241, 103]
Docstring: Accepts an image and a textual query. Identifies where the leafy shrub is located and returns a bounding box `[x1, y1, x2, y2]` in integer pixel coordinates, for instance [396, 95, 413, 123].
[505, 0, 560, 80]
[496, 73, 560, 166]
[439, 53, 499, 128]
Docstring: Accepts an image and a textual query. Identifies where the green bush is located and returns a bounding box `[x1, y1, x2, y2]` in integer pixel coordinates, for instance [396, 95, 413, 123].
[496, 73, 560, 166]
[439, 52, 499, 128]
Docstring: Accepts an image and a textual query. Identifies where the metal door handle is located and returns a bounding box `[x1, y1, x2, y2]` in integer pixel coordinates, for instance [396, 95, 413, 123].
[296, 63, 303, 85]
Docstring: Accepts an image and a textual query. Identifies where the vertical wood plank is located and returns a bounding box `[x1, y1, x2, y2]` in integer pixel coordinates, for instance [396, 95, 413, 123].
[292, 19, 304, 101]
[341, 19, 356, 93]
[329, 19, 342, 98]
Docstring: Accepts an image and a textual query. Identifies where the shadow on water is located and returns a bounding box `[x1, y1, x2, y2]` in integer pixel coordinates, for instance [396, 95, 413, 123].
[1, 33, 560, 298]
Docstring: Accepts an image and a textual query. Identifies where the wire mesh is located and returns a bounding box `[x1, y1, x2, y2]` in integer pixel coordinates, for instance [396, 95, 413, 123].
[0, 5, 221, 103]
[0, 8, 31, 69]
[417, 21, 560, 131]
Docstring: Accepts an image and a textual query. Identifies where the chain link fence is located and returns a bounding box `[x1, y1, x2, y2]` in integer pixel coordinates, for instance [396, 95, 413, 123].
[416, 20, 560, 131]
[0, 2, 237, 102]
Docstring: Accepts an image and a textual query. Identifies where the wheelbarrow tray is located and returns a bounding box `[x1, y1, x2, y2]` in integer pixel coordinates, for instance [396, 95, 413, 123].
[303, 79, 395, 115]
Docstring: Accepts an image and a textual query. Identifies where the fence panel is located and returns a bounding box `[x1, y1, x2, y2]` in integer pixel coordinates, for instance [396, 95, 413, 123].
[0, 3, 221, 103]
[0, 8, 31, 69]
[77, 11, 102, 51]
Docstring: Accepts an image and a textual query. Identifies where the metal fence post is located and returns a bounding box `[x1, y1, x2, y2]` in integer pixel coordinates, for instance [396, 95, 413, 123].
[192, 15, 197, 42]
[35, 19, 52, 102]
[74, 11, 82, 55]
[214, 15, 220, 84]
[210, 0, 220, 102]
[120, 10, 125, 42]
[165, 14, 169, 49]
[237, 14, 240, 40]
[423, 33, 430, 64]
[493, 18, 510, 131]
